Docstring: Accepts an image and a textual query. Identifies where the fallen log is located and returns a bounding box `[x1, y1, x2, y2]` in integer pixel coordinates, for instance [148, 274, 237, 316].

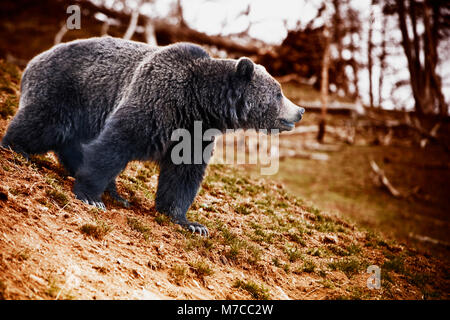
[278, 149, 329, 161]
[369, 160, 402, 198]
[404, 114, 448, 151]
[409, 233, 450, 248]
[152, 20, 264, 56]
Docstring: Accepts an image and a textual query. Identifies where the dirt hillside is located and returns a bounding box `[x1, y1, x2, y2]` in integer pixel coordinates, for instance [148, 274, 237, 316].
[0, 60, 448, 300]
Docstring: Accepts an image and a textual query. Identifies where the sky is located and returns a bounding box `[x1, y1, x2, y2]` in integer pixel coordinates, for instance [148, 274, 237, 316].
[181, 0, 319, 44]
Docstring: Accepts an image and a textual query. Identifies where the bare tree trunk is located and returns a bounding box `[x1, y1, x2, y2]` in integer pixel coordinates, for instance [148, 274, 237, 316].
[409, 0, 433, 114]
[368, 4, 374, 108]
[54, 23, 68, 45]
[378, 13, 387, 108]
[101, 20, 110, 36]
[396, 0, 426, 114]
[318, 25, 330, 143]
[349, 28, 360, 101]
[331, 0, 349, 97]
[176, 0, 187, 28]
[351, 47, 360, 101]
[123, 2, 141, 40]
[145, 19, 157, 46]
[423, 1, 447, 116]
[395, 0, 447, 116]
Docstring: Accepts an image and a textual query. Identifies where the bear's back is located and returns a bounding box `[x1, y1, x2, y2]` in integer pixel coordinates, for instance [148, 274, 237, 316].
[17, 38, 211, 142]
[17, 37, 158, 140]
[21, 37, 157, 117]
[21, 37, 156, 110]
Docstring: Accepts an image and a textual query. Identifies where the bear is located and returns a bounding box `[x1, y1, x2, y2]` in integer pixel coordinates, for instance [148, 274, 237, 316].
[1, 37, 304, 236]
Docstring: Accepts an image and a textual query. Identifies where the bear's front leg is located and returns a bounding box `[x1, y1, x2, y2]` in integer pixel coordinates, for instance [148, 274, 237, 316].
[155, 159, 209, 236]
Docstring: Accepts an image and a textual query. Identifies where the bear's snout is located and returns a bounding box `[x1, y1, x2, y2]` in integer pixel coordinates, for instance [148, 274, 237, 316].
[278, 97, 305, 131]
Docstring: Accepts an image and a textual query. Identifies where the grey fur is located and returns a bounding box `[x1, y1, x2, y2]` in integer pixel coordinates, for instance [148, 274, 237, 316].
[1, 37, 304, 235]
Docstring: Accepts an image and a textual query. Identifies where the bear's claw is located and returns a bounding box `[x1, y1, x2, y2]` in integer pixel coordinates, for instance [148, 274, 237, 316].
[75, 191, 106, 211]
[84, 199, 106, 211]
[183, 221, 209, 237]
[94, 201, 106, 210]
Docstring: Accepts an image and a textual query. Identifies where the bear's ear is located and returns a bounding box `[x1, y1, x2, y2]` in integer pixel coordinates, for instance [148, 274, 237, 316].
[236, 57, 254, 81]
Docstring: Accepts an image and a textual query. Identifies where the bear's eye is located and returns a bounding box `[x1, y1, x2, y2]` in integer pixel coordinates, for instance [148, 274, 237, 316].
[276, 92, 283, 100]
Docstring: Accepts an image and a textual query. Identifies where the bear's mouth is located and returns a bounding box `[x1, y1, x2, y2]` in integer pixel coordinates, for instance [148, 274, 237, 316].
[279, 119, 295, 131]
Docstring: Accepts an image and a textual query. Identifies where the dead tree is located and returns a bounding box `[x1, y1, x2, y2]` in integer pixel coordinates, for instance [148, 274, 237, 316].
[54, 23, 68, 44]
[123, 0, 142, 40]
[390, 0, 448, 116]
[347, 7, 362, 101]
[144, 18, 157, 45]
[317, 23, 331, 143]
[370, 160, 402, 197]
[368, 2, 375, 108]
[378, 12, 387, 108]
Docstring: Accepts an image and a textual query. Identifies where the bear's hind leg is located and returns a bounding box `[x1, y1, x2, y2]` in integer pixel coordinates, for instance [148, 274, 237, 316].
[1, 118, 44, 159]
[2, 107, 69, 159]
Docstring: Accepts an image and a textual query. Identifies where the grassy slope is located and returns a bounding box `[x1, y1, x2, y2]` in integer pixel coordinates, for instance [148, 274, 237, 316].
[270, 144, 450, 256]
[265, 106, 450, 263]
[0, 60, 448, 300]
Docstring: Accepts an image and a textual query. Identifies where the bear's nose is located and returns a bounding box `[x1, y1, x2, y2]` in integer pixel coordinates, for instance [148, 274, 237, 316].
[295, 107, 304, 121]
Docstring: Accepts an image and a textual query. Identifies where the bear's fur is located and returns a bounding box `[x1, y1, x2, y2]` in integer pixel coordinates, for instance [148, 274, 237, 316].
[1, 37, 304, 235]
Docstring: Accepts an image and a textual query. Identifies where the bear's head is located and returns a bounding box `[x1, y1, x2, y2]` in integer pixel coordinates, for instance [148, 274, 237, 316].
[233, 57, 305, 133]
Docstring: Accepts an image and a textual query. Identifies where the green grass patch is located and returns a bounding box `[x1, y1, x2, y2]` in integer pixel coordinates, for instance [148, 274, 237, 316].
[185, 236, 215, 252]
[46, 188, 70, 208]
[154, 213, 171, 226]
[328, 243, 361, 257]
[250, 222, 275, 244]
[288, 232, 306, 246]
[127, 216, 152, 240]
[307, 247, 329, 258]
[234, 203, 253, 215]
[233, 279, 270, 300]
[382, 255, 405, 274]
[219, 227, 249, 261]
[45, 276, 75, 300]
[299, 258, 317, 273]
[0, 96, 17, 119]
[80, 220, 112, 240]
[190, 260, 214, 277]
[170, 264, 189, 284]
[246, 244, 263, 265]
[285, 246, 302, 262]
[328, 257, 364, 277]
